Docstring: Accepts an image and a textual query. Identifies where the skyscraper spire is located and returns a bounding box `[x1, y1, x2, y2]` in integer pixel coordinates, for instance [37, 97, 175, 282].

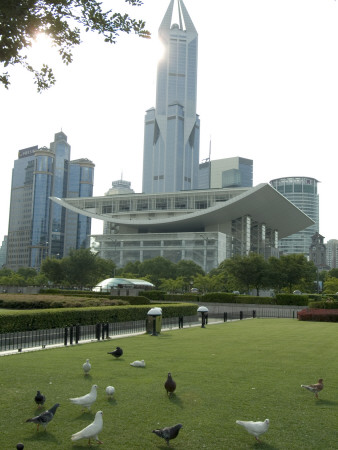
[142, 0, 199, 194]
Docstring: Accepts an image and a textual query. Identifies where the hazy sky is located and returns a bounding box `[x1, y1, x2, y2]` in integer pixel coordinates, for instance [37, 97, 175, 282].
[1, 0, 338, 243]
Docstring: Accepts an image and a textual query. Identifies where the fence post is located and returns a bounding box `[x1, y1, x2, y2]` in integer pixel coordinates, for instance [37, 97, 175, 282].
[96, 323, 101, 340]
[240, 311, 243, 320]
[69, 326, 74, 345]
[105, 323, 109, 339]
[64, 327, 68, 346]
[178, 316, 183, 328]
[75, 325, 80, 344]
[224, 312, 227, 322]
[253, 310, 256, 319]
[101, 323, 105, 340]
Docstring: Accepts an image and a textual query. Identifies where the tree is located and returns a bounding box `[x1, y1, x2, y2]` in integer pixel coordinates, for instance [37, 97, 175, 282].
[41, 258, 65, 285]
[223, 253, 269, 296]
[1, 0, 150, 91]
[138, 257, 177, 287]
[323, 278, 338, 294]
[277, 254, 316, 293]
[192, 273, 225, 293]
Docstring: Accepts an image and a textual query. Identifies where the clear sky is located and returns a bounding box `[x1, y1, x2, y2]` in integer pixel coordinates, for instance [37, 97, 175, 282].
[1, 0, 337, 244]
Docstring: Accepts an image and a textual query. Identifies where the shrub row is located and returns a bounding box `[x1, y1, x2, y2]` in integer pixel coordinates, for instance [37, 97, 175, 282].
[275, 294, 309, 306]
[308, 300, 338, 309]
[0, 295, 150, 309]
[297, 308, 338, 322]
[0, 303, 198, 333]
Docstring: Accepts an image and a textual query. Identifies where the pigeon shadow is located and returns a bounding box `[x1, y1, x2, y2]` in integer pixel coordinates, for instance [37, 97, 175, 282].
[83, 374, 93, 380]
[24, 430, 59, 444]
[167, 394, 184, 409]
[71, 411, 95, 423]
[252, 442, 279, 449]
[315, 399, 338, 407]
[107, 397, 117, 405]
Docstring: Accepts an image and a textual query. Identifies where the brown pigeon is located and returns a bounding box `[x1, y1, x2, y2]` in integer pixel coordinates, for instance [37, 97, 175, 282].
[152, 424, 182, 446]
[301, 378, 324, 398]
[164, 372, 176, 397]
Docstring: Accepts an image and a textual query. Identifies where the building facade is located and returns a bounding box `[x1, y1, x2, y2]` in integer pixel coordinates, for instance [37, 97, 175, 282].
[142, 0, 200, 194]
[52, 183, 314, 273]
[199, 157, 253, 190]
[7, 132, 94, 270]
[326, 239, 338, 269]
[309, 232, 328, 270]
[270, 177, 319, 257]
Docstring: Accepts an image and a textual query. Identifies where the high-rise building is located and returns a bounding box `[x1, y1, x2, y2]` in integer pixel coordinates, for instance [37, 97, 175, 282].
[142, 0, 200, 194]
[6, 132, 94, 270]
[270, 177, 319, 256]
[0, 236, 7, 267]
[199, 157, 253, 190]
[326, 239, 338, 269]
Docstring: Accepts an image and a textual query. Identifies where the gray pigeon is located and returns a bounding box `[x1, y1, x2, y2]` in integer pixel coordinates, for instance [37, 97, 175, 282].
[71, 410, 103, 445]
[69, 385, 97, 411]
[34, 390, 46, 408]
[152, 424, 182, 446]
[83, 359, 91, 375]
[26, 403, 60, 431]
[236, 419, 270, 442]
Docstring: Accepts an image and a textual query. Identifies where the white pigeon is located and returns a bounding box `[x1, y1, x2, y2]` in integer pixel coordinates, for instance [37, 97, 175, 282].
[69, 384, 97, 411]
[105, 386, 115, 397]
[71, 410, 103, 445]
[236, 419, 270, 442]
[130, 360, 146, 367]
[83, 359, 91, 375]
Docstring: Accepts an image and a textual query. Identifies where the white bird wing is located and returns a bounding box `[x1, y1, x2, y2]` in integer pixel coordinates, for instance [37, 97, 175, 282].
[236, 420, 269, 436]
[70, 390, 97, 406]
[71, 416, 103, 441]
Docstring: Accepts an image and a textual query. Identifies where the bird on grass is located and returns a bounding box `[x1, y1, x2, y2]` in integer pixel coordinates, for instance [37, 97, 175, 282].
[69, 385, 97, 411]
[26, 403, 60, 431]
[152, 424, 182, 446]
[301, 378, 324, 399]
[34, 390, 46, 408]
[105, 386, 115, 398]
[107, 346, 123, 358]
[71, 410, 103, 445]
[83, 359, 91, 375]
[16, 444, 24, 450]
[236, 419, 270, 442]
[164, 372, 176, 397]
[130, 360, 146, 367]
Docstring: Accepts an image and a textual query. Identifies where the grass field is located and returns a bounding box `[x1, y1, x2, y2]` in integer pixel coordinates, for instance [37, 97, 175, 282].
[0, 319, 337, 449]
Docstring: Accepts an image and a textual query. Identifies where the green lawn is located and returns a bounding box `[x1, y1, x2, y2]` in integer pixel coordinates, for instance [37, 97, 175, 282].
[0, 319, 337, 449]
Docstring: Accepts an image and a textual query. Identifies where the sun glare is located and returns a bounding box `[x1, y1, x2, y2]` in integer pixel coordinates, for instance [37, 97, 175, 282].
[28, 32, 58, 65]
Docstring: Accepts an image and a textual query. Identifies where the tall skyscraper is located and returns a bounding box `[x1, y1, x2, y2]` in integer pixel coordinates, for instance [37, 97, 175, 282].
[270, 177, 319, 256]
[6, 132, 94, 270]
[142, 0, 200, 194]
[326, 239, 338, 269]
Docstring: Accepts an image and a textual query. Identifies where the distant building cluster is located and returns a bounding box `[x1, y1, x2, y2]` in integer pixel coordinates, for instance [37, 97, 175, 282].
[2, 0, 336, 272]
[5, 132, 94, 270]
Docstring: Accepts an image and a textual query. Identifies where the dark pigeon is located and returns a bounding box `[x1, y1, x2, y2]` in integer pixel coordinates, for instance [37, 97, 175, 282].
[16, 444, 24, 450]
[34, 391, 46, 408]
[107, 346, 123, 358]
[152, 424, 182, 446]
[164, 372, 176, 397]
[26, 403, 60, 431]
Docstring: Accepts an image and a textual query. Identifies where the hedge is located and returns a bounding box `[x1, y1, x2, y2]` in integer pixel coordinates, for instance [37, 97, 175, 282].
[297, 308, 338, 322]
[0, 303, 198, 333]
[308, 300, 338, 309]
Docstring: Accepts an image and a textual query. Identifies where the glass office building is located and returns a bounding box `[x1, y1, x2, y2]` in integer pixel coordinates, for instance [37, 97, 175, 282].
[199, 157, 253, 189]
[142, 0, 200, 194]
[270, 177, 319, 257]
[7, 132, 94, 270]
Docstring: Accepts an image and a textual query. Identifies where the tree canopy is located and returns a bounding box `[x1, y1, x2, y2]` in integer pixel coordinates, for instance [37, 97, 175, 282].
[0, 0, 150, 91]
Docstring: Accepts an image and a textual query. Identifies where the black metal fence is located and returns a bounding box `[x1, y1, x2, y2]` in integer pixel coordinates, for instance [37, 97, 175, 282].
[0, 309, 300, 354]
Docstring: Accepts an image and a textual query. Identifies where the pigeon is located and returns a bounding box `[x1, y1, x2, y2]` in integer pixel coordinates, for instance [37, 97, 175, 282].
[105, 386, 115, 397]
[152, 424, 182, 446]
[69, 385, 97, 411]
[71, 410, 103, 445]
[16, 444, 24, 450]
[107, 346, 123, 358]
[236, 419, 270, 442]
[83, 359, 91, 375]
[301, 378, 324, 399]
[34, 390, 46, 408]
[130, 360, 146, 367]
[26, 403, 60, 431]
[164, 372, 176, 397]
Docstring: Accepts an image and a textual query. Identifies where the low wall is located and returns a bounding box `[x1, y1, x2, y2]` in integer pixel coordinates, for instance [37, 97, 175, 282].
[0, 286, 40, 294]
[197, 302, 307, 318]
